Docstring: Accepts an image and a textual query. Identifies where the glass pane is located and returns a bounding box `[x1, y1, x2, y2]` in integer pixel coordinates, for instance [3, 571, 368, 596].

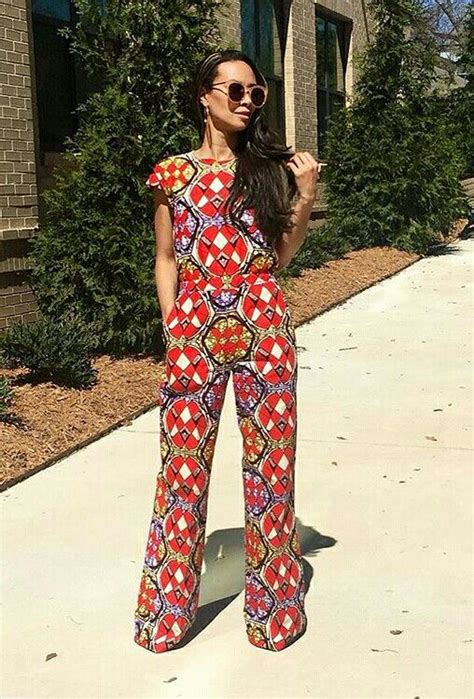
[241, 0, 257, 61]
[32, 17, 77, 151]
[327, 19, 345, 92]
[259, 0, 273, 73]
[316, 16, 326, 87]
[32, 0, 70, 21]
[265, 78, 284, 140]
[271, 2, 283, 78]
[242, 0, 284, 136]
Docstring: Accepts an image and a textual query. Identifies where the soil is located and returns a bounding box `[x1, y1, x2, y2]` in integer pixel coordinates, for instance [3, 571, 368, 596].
[0, 220, 468, 491]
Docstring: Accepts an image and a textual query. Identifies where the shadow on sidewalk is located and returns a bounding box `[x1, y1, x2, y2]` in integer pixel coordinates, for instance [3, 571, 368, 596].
[170, 520, 336, 649]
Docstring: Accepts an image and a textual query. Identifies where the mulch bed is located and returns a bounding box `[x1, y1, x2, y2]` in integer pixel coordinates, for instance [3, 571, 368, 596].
[0, 220, 468, 491]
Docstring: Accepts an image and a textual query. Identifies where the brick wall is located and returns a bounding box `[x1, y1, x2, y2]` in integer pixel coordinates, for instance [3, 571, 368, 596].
[217, 0, 241, 49]
[0, 0, 40, 331]
[288, 0, 318, 157]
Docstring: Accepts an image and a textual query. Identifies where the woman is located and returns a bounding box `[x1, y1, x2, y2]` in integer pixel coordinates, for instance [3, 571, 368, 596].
[134, 49, 320, 653]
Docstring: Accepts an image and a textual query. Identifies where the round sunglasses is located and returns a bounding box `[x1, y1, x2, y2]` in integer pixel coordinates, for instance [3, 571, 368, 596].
[209, 80, 268, 109]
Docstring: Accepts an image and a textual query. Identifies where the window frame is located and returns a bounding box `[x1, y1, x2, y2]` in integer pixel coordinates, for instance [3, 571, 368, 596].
[315, 9, 351, 157]
[240, 0, 287, 140]
[32, 1, 104, 156]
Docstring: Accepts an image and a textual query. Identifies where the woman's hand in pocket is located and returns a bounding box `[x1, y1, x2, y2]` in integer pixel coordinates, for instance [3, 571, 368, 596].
[162, 306, 172, 324]
[161, 297, 178, 333]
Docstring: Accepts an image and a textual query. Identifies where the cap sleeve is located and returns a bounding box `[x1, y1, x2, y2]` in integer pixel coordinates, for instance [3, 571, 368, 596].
[145, 159, 167, 192]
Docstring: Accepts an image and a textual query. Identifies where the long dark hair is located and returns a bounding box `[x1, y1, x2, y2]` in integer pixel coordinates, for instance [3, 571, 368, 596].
[191, 49, 297, 247]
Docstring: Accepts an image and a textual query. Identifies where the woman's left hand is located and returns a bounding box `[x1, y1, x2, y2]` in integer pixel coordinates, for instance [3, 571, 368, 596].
[286, 151, 322, 203]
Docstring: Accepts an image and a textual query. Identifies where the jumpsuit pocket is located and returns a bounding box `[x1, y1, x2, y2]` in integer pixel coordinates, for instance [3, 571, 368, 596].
[162, 292, 182, 340]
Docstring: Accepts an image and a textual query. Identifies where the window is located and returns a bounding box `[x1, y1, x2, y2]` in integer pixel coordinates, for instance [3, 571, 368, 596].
[241, 0, 286, 140]
[316, 11, 350, 157]
[32, 1, 103, 155]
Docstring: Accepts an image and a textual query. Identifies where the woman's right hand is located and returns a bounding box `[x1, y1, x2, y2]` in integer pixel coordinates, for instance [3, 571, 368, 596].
[162, 306, 174, 329]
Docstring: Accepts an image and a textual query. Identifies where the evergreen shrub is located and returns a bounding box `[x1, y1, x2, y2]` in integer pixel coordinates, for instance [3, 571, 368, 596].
[321, 0, 469, 254]
[0, 315, 98, 388]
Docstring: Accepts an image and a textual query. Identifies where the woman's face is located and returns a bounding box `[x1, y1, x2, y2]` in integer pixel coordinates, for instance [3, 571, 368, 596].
[201, 60, 261, 132]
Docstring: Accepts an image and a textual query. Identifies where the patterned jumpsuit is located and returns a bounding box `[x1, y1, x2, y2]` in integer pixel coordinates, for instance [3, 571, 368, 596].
[133, 150, 307, 652]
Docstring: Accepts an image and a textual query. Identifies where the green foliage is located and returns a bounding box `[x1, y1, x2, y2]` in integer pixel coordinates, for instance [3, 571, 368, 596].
[0, 344, 6, 369]
[29, 0, 223, 356]
[279, 224, 351, 278]
[0, 315, 98, 389]
[322, 0, 469, 254]
[441, 3, 474, 178]
[0, 375, 13, 420]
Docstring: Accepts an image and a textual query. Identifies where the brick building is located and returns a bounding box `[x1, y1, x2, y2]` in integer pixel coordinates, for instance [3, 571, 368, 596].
[0, 0, 372, 330]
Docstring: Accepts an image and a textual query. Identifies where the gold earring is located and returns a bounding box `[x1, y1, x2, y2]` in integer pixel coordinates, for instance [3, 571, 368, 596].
[203, 104, 209, 123]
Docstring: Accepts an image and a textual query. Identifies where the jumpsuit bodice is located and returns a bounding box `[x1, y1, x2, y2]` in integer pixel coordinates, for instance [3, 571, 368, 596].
[145, 151, 279, 287]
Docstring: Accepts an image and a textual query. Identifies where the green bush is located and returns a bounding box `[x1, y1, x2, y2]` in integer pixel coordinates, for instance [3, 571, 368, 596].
[28, 0, 223, 356]
[0, 345, 7, 369]
[0, 374, 13, 420]
[322, 0, 469, 255]
[279, 224, 351, 279]
[0, 315, 98, 389]
[442, 4, 474, 179]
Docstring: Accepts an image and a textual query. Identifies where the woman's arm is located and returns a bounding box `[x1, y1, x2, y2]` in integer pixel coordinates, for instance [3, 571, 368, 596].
[274, 193, 315, 271]
[152, 188, 178, 324]
[274, 152, 321, 272]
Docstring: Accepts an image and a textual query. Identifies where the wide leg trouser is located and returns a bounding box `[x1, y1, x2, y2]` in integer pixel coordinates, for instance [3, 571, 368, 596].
[133, 274, 307, 652]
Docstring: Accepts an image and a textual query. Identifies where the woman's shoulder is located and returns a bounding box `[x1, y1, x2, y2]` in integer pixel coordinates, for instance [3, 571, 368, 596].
[149, 151, 192, 170]
[145, 152, 191, 193]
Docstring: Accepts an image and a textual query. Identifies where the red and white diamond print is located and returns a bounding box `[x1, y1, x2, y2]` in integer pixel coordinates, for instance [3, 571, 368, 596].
[189, 170, 234, 216]
[167, 290, 210, 340]
[165, 455, 207, 503]
[159, 559, 197, 606]
[257, 390, 296, 441]
[164, 398, 209, 451]
[163, 506, 200, 556]
[135, 152, 307, 655]
[151, 613, 189, 652]
[254, 334, 296, 384]
[242, 281, 286, 330]
[196, 223, 248, 276]
[260, 446, 294, 497]
[261, 501, 295, 549]
[166, 344, 210, 394]
[263, 553, 301, 602]
[268, 606, 305, 651]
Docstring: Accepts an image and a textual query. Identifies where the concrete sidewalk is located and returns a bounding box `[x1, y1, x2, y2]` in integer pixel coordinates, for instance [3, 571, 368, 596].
[2, 239, 472, 699]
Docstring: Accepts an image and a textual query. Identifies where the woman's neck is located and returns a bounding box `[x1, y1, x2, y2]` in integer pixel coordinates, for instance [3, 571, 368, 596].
[195, 138, 237, 161]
